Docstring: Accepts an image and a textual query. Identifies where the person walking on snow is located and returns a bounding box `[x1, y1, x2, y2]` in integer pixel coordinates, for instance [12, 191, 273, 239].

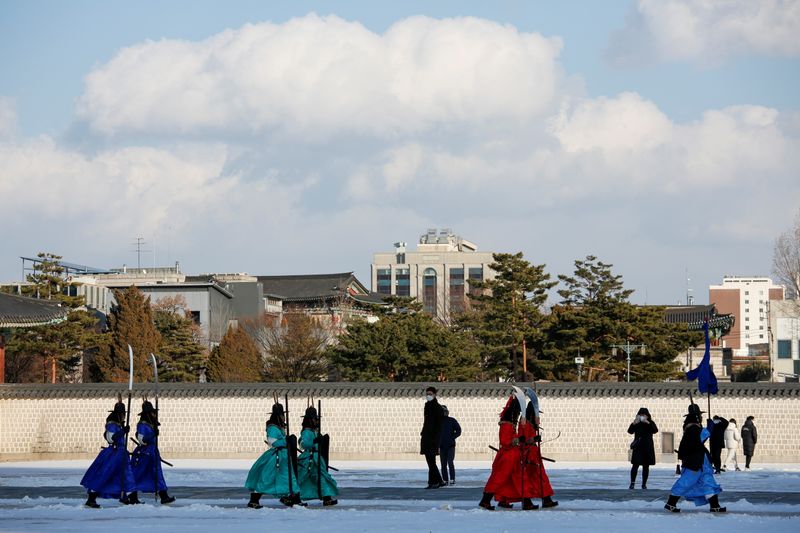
[709, 415, 729, 473]
[664, 404, 726, 513]
[421, 386, 446, 489]
[513, 401, 558, 509]
[296, 405, 338, 506]
[723, 418, 741, 472]
[479, 396, 521, 510]
[80, 399, 136, 508]
[129, 399, 175, 504]
[245, 402, 303, 508]
[439, 405, 462, 485]
[628, 407, 658, 489]
[742, 416, 758, 470]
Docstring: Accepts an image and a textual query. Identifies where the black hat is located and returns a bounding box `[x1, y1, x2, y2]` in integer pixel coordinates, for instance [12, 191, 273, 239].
[138, 400, 157, 416]
[109, 401, 126, 416]
[303, 406, 318, 419]
[684, 404, 704, 418]
[271, 403, 285, 417]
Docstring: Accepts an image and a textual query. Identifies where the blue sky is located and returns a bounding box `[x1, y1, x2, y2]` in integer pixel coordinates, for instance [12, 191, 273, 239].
[1, 0, 798, 304]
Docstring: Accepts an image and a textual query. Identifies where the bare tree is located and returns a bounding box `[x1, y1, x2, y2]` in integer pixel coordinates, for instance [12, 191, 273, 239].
[773, 209, 800, 300]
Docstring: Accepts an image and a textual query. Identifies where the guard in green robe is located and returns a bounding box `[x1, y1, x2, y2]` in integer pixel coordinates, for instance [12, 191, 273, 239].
[245, 402, 302, 508]
[297, 406, 338, 506]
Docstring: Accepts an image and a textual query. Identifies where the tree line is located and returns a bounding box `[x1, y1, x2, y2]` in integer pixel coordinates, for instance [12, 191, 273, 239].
[3, 251, 708, 384]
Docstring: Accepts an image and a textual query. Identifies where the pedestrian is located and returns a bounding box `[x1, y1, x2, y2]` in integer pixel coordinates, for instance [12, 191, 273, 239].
[664, 403, 726, 513]
[245, 401, 303, 508]
[723, 418, 741, 472]
[514, 401, 558, 509]
[741, 415, 758, 470]
[420, 386, 446, 489]
[479, 395, 521, 510]
[709, 415, 729, 474]
[296, 405, 339, 506]
[80, 398, 135, 508]
[129, 399, 175, 504]
[628, 407, 658, 489]
[439, 405, 462, 486]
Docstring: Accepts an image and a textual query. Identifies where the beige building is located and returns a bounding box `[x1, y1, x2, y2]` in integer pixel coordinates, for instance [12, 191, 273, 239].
[709, 276, 785, 355]
[770, 299, 800, 382]
[371, 229, 496, 321]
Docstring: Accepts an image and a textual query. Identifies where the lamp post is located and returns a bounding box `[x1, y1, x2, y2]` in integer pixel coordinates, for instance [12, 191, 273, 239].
[611, 340, 647, 382]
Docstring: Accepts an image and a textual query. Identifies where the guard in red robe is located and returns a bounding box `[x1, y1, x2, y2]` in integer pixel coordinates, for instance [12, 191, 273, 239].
[514, 402, 558, 509]
[479, 396, 521, 510]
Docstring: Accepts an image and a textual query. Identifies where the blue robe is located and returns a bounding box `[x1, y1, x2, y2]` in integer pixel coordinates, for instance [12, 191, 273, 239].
[244, 424, 299, 497]
[80, 421, 135, 499]
[131, 422, 168, 493]
[297, 428, 339, 500]
[671, 428, 722, 506]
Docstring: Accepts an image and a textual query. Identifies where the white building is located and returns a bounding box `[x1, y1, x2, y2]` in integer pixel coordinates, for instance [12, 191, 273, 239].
[709, 276, 785, 356]
[770, 299, 800, 382]
[371, 229, 496, 321]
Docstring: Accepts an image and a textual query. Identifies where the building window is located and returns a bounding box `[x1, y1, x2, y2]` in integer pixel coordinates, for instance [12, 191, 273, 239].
[744, 300, 749, 304]
[745, 326, 749, 330]
[190, 310, 201, 324]
[468, 267, 483, 296]
[449, 268, 465, 314]
[395, 268, 410, 297]
[423, 268, 437, 315]
[759, 334, 764, 339]
[745, 291, 749, 295]
[396, 253, 405, 264]
[777, 340, 792, 359]
[745, 317, 749, 321]
[377, 268, 392, 295]
[745, 308, 749, 313]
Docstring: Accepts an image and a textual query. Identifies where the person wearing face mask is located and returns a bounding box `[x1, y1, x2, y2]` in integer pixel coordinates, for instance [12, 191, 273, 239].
[420, 386, 446, 489]
[627, 407, 658, 489]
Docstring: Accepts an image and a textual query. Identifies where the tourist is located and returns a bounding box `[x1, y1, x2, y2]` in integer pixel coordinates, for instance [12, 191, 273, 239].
[723, 418, 741, 472]
[628, 407, 658, 489]
[742, 416, 758, 470]
[438, 405, 462, 485]
[420, 386, 445, 489]
[709, 415, 729, 474]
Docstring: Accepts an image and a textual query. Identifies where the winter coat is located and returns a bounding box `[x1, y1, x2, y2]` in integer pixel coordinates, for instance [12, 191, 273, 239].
[420, 398, 444, 455]
[724, 422, 740, 449]
[677, 423, 708, 471]
[296, 428, 338, 500]
[484, 422, 521, 500]
[244, 424, 299, 497]
[80, 420, 135, 499]
[130, 421, 168, 493]
[742, 419, 758, 456]
[627, 418, 659, 465]
[709, 417, 728, 452]
[439, 416, 462, 449]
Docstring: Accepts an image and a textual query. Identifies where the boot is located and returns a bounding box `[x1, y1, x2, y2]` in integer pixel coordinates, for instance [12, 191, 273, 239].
[84, 491, 100, 509]
[664, 494, 680, 513]
[279, 496, 294, 507]
[522, 498, 539, 510]
[322, 496, 338, 507]
[247, 493, 263, 509]
[497, 501, 513, 509]
[292, 493, 307, 507]
[675, 464, 682, 475]
[628, 482, 635, 489]
[708, 495, 726, 513]
[478, 492, 495, 511]
[126, 491, 142, 505]
[542, 496, 558, 508]
[158, 490, 176, 505]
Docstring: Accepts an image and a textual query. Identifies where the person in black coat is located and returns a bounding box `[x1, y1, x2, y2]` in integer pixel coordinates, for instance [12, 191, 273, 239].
[438, 405, 462, 485]
[420, 386, 445, 489]
[741, 416, 758, 470]
[709, 415, 729, 473]
[628, 407, 658, 489]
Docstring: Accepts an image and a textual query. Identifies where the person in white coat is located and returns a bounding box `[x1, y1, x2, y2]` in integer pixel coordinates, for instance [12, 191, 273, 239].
[723, 418, 741, 472]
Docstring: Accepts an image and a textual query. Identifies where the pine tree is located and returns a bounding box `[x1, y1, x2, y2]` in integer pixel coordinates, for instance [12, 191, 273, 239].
[153, 307, 207, 382]
[91, 286, 161, 382]
[206, 325, 262, 382]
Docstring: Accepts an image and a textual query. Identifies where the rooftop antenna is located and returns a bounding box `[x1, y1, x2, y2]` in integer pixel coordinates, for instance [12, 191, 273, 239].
[686, 268, 694, 306]
[131, 237, 151, 270]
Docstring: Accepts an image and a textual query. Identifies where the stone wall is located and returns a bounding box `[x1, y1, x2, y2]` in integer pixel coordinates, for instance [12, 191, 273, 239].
[1, 383, 798, 462]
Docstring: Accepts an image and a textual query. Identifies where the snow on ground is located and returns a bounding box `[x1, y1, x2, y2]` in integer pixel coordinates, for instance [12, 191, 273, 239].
[2, 460, 799, 532]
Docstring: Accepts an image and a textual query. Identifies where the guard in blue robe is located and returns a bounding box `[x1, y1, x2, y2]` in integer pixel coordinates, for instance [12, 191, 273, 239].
[80, 400, 135, 508]
[665, 404, 725, 513]
[297, 406, 338, 505]
[129, 400, 175, 504]
[245, 402, 302, 508]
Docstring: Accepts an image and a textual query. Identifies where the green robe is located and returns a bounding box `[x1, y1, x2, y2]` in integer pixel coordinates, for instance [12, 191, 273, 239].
[297, 428, 339, 500]
[244, 424, 298, 497]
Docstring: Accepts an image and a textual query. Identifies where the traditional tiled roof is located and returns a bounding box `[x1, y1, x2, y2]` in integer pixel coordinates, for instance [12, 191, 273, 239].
[1, 381, 797, 400]
[0, 292, 69, 328]
[257, 272, 380, 303]
[662, 304, 735, 333]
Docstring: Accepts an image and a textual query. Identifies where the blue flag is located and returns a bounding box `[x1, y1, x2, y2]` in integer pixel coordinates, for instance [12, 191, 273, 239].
[686, 322, 718, 395]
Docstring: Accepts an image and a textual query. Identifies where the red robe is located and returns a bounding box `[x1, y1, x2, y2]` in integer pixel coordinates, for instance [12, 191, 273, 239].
[484, 422, 521, 500]
[512, 421, 554, 499]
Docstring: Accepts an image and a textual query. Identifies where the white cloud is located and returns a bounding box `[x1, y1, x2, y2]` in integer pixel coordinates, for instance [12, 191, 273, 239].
[608, 0, 800, 65]
[0, 97, 16, 139]
[76, 14, 563, 138]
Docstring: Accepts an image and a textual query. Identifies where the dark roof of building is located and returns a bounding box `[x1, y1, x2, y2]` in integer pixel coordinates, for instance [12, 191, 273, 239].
[101, 282, 233, 299]
[257, 272, 383, 303]
[0, 292, 69, 328]
[662, 304, 735, 332]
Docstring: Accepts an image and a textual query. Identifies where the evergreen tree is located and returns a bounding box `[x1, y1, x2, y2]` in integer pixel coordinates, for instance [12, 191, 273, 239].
[91, 286, 161, 382]
[206, 325, 262, 382]
[153, 307, 207, 382]
[330, 298, 481, 382]
[458, 253, 555, 381]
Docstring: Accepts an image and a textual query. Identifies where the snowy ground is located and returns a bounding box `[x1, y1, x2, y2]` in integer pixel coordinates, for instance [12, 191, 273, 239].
[2, 460, 799, 532]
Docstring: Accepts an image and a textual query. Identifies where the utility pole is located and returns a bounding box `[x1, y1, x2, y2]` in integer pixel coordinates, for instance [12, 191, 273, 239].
[612, 340, 647, 382]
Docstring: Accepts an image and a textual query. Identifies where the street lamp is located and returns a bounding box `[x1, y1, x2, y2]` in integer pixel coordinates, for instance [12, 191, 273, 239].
[611, 340, 647, 382]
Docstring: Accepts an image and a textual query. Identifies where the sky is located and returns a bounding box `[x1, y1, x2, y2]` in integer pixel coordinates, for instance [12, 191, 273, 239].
[1, 0, 799, 305]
